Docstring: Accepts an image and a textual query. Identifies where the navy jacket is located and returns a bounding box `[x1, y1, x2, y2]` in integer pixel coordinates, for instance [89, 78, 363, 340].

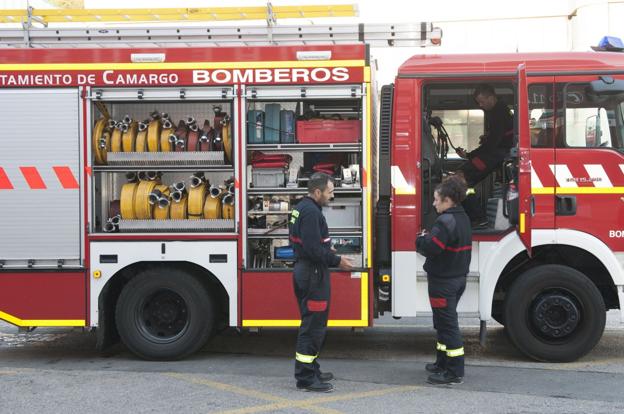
[289, 196, 341, 268]
[416, 206, 472, 278]
[470, 99, 514, 158]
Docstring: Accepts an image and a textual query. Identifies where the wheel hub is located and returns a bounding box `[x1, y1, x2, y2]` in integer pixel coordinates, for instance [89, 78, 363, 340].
[140, 289, 189, 341]
[531, 293, 580, 339]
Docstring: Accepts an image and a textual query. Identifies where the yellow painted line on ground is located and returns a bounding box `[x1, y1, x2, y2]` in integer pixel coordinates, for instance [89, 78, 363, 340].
[214, 385, 421, 414]
[165, 373, 342, 414]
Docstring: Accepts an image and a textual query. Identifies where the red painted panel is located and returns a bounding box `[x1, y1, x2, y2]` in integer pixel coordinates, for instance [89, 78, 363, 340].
[0, 272, 86, 320]
[242, 271, 361, 321]
[391, 78, 420, 251]
[555, 148, 624, 252]
[0, 45, 366, 64]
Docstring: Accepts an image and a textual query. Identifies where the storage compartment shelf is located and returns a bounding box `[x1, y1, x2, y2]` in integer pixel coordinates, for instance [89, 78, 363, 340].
[246, 143, 361, 152]
[93, 166, 234, 172]
[247, 228, 362, 238]
[117, 219, 235, 232]
[246, 187, 361, 195]
[106, 151, 227, 167]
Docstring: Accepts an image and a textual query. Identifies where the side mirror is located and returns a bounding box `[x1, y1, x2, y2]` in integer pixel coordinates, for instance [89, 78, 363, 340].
[585, 115, 598, 147]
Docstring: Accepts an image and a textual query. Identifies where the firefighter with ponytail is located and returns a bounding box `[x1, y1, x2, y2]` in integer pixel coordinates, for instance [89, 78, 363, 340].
[417, 175, 472, 385]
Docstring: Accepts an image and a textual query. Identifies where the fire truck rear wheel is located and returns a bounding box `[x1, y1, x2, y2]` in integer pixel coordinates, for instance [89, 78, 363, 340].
[503, 264, 605, 362]
[115, 268, 215, 360]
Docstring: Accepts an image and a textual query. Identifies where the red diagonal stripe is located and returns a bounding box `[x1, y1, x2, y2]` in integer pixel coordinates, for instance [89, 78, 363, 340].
[53, 166, 79, 189]
[0, 167, 14, 190]
[20, 167, 46, 189]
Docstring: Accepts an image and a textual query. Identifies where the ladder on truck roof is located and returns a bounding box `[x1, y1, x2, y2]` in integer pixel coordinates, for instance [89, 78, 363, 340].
[0, 6, 442, 48]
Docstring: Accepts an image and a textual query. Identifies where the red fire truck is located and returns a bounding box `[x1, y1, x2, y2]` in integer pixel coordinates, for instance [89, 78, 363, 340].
[0, 21, 622, 362]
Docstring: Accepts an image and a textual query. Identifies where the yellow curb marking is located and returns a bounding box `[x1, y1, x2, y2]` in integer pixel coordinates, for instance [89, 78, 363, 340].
[214, 385, 421, 414]
[166, 373, 343, 414]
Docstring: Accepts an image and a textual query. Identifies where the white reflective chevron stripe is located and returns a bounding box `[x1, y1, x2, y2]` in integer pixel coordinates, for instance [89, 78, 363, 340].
[531, 165, 543, 188]
[584, 164, 612, 187]
[391, 165, 416, 195]
[620, 164, 624, 177]
[550, 164, 578, 187]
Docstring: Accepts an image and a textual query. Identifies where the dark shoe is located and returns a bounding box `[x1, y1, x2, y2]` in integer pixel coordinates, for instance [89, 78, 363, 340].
[319, 372, 334, 382]
[297, 381, 334, 393]
[471, 219, 489, 229]
[425, 363, 445, 374]
[427, 372, 463, 385]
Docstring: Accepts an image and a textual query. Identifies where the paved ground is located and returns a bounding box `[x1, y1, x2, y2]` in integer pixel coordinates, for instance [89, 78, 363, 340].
[1, 312, 623, 414]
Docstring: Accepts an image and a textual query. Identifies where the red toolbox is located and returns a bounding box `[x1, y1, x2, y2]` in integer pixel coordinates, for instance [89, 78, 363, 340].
[296, 119, 361, 143]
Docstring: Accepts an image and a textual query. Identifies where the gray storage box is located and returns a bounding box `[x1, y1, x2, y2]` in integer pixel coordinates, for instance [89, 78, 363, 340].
[252, 168, 287, 188]
[323, 199, 361, 228]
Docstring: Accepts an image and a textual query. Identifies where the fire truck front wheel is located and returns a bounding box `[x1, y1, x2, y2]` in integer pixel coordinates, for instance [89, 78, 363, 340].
[503, 264, 606, 362]
[115, 268, 215, 360]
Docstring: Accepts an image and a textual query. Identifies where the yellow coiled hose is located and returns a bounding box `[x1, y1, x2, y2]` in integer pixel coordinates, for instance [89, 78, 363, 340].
[134, 180, 159, 219]
[222, 193, 235, 219]
[223, 119, 232, 163]
[120, 182, 139, 219]
[147, 119, 162, 152]
[170, 196, 188, 219]
[203, 191, 223, 219]
[110, 126, 123, 153]
[152, 184, 171, 220]
[160, 127, 174, 152]
[122, 121, 138, 152]
[92, 117, 110, 165]
[188, 182, 207, 219]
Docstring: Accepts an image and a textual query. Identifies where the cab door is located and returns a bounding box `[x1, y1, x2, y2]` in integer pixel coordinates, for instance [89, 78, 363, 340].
[553, 74, 624, 252]
[517, 64, 533, 254]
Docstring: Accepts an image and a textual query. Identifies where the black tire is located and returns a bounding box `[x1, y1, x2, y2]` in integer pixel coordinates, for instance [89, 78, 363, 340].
[504, 264, 605, 362]
[115, 267, 215, 360]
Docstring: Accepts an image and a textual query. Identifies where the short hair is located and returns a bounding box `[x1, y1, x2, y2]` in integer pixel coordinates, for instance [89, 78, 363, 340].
[435, 175, 467, 204]
[308, 172, 334, 194]
[473, 83, 496, 99]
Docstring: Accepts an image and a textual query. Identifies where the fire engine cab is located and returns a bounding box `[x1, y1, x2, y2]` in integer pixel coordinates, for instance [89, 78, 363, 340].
[0, 14, 622, 362]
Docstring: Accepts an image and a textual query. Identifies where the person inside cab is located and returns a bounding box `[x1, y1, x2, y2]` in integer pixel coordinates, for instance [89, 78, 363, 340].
[455, 84, 514, 226]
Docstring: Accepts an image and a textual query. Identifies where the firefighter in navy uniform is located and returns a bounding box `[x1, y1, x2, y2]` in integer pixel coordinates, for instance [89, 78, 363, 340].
[416, 175, 472, 385]
[289, 172, 353, 392]
[456, 83, 514, 225]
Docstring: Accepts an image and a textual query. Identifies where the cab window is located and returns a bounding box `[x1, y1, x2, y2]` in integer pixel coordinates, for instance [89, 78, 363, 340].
[558, 83, 624, 149]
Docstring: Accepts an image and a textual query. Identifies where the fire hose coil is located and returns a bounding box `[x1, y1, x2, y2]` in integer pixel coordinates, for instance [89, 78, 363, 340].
[120, 182, 139, 219]
[134, 180, 159, 219]
[170, 195, 188, 219]
[92, 117, 110, 165]
[122, 121, 138, 152]
[188, 182, 207, 219]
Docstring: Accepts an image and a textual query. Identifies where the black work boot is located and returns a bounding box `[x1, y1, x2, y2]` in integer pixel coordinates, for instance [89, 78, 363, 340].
[318, 372, 334, 382]
[425, 363, 445, 374]
[427, 371, 464, 385]
[297, 381, 334, 393]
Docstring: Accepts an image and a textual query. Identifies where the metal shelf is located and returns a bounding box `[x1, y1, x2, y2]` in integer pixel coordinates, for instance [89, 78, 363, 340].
[246, 187, 361, 195]
[117, 219, 235, 233]
[246, 143, 361, 152]
[93, 165, 234, 173]
[247, 210, 292, 215]
[247, 228, 362, 238]
[104, 151, 228, 167]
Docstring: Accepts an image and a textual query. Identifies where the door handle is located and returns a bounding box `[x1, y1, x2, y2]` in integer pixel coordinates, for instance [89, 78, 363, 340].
[555, 195, 577, 216]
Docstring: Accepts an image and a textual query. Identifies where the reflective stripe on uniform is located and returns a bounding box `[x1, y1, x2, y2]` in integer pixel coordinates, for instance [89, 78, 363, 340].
[295, 352, 317, 364]
[436, 342, 446, 351]
[446, 347, 464, 357]
[466, 188, 476, 196]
